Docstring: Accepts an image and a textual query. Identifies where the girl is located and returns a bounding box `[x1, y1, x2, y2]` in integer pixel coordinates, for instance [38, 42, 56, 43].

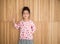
[14, 7, 36, 44]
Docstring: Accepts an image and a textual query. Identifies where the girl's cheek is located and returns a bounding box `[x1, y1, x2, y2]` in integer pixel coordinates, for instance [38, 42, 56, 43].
[27, 14, 29, 17]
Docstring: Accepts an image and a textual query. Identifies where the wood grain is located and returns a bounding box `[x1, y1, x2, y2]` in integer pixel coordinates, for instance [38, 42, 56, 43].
[0, 0, 60, 44]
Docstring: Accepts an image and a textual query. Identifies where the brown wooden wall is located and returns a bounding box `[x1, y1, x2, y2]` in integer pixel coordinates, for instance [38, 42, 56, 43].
[0, 0, 60, 44]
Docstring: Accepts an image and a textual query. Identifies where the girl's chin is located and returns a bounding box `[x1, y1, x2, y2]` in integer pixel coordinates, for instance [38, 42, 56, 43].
[24, 17, 28, 19]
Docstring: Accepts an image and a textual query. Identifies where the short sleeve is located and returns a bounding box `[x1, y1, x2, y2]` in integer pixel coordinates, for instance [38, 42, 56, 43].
[14, 22, 21, 29]
[31, 21, 36, 33]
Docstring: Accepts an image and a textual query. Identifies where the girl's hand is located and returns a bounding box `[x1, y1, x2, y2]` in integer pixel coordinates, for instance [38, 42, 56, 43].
[12, 14, 17, 24]
[12, 18, 18, 24]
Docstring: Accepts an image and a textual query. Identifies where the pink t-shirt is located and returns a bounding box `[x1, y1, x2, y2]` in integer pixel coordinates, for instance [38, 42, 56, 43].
[14, 20, 36, 40]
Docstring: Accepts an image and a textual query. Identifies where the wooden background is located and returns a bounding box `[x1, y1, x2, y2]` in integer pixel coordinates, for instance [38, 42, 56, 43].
[0, 0, 60, 44]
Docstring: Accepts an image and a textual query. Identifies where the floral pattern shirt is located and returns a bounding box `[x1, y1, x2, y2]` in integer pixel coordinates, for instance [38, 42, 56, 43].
[14, 20, 36, 40]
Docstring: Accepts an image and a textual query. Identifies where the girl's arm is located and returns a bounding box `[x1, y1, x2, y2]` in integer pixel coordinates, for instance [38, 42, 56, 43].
[31, 22, 36, 33]
[13, 19, 20, 30]
[14, 23, 20, 29]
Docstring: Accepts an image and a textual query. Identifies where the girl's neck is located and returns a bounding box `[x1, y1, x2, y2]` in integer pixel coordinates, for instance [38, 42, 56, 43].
[23, 18, 30, 22]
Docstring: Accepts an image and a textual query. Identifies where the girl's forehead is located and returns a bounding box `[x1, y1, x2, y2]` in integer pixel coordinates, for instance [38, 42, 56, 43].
[24, 10, 29, 12]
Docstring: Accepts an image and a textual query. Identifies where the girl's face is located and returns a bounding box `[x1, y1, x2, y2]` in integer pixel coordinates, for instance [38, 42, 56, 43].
[22, 10, 30, 19]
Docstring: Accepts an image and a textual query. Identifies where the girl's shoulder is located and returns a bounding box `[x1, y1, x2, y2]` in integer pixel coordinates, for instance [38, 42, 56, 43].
[29, 20, 33, 22]
[29, 20, 34, 24]
[20, 19, 34, 24]
[17, 20, 23, 24]
[19, 20, 23, 23]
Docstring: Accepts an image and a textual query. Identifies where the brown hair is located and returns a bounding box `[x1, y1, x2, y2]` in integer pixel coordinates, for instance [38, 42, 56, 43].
[22, 7, 30, 15]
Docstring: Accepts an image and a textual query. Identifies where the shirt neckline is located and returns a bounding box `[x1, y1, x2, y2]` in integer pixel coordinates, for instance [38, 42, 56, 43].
[22, 19, 31, 23]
